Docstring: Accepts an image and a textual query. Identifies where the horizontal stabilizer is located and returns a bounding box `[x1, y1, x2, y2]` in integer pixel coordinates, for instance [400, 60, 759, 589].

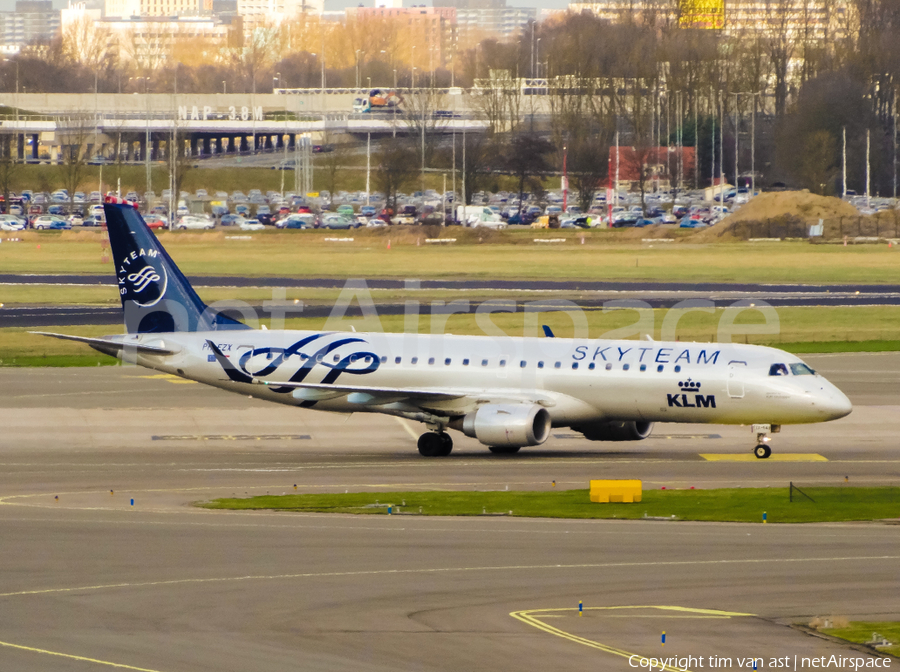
[31, 332, 177, 357]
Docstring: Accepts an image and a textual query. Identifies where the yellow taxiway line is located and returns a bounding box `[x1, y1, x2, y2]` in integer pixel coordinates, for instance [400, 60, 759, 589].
[510, 605, 755, 671]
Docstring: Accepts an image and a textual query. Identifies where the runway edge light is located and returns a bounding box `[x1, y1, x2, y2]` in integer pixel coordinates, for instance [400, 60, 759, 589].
[579, 601, 583, 616]
[662, 631, 666, 646]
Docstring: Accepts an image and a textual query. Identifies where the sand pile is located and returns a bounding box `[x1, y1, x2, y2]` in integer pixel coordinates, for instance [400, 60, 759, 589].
[689, 190, 863, 242]
[721, 191, 858, 225]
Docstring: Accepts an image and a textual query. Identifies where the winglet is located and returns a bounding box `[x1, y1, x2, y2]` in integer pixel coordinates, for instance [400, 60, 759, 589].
[542, 325, 555, 338]
[206, 339, 252, 383]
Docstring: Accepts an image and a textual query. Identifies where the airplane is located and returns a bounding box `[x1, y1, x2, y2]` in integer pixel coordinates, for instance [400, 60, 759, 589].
[35, 200, 852, 458]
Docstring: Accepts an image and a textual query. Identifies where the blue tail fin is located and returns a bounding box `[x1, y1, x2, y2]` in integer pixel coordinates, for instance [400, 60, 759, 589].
[104, 202, 250, 334]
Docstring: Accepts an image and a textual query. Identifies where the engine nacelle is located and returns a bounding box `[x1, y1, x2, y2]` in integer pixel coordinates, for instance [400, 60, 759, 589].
[571, 420, 654, 442]
[452, 404, 552, 448]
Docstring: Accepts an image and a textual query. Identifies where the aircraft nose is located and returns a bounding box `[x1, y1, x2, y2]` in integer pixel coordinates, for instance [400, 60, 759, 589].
[819, 385, 852, 420]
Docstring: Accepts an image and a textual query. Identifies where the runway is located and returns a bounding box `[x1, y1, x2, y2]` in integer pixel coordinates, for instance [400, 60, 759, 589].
[0, 353, 898, 671]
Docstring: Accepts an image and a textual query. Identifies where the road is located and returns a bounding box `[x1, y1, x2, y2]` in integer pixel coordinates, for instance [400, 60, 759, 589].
[0, 353, 897, 671]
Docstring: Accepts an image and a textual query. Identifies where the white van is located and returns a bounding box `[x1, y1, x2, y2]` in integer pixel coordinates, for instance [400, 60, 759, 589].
[456, 206, 505, 229]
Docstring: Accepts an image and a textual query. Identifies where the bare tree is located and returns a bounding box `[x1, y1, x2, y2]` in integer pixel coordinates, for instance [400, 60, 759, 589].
[504, 132, 553, 215]
[374, 138, 417, 216]
[59, 115, 92, 210]
[0, 135, 15, 214]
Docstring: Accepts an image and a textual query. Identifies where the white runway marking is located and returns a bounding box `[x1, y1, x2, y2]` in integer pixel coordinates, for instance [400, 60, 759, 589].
[1, 555, 897, 600]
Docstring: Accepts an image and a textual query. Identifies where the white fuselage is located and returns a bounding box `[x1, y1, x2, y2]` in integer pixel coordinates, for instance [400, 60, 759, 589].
[119, 329, 853, 428]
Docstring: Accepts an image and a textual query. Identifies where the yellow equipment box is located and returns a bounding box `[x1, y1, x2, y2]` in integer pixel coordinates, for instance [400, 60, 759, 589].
[590, 479, 642, 503]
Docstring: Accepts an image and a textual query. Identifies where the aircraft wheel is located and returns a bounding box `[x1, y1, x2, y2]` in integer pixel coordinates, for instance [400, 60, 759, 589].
[437, 433, 453, 456]
[417, 432, 443, 457]
[754, 444, 771, 459]
[488, 445, 521, 454]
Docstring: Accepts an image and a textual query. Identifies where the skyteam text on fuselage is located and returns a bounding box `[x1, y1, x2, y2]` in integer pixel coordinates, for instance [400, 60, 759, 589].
[35, 201, 852, 458]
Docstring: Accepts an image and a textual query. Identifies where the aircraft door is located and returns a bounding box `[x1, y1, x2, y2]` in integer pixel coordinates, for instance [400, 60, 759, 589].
[727, 361, 747, 398]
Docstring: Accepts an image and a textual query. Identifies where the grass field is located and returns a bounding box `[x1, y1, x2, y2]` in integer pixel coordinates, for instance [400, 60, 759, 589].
[200, 486, 900, 523]
[3, 230, 900, 283]
[821, 623, 900, 657]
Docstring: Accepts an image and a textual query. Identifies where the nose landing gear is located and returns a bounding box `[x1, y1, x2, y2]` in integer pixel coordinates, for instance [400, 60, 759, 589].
[751, 423, 780, 459]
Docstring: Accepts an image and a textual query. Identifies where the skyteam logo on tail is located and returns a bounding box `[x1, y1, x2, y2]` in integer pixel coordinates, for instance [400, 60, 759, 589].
[117, 248, 168, 307]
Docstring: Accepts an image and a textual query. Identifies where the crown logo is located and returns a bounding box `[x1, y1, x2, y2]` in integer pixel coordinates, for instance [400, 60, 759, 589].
[678, 378, 701, 392]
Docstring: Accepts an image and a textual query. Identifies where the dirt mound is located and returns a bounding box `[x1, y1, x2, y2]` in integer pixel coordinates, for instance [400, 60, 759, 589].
[723, 191, 858, 225]
[691, 191, 862, 242]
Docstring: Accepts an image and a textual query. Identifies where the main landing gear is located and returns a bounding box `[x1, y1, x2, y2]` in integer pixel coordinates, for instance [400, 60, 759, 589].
[751, 423, 780, 459]
[418, 432, 453, 457]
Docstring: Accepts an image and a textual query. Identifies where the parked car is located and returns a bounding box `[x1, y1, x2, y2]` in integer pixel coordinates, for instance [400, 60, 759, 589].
[320, 214, 357, 229]
[175, 215, 214, 230]
[365, 218, 389, 228]
[0, 215, 25, 231]
[220, 214, 242, 226]
[32, 215, 71, 230]
[81, 216, 105, 227]
[277, 214, 316, 229]
[144, 214, 167, 229]
[238, 218, 265, 231]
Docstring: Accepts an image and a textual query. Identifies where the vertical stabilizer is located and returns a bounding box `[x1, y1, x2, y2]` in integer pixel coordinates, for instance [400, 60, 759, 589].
[104, 202, 249, 333]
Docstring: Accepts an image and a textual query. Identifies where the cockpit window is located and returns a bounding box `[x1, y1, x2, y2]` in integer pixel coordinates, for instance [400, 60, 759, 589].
[769, 363, 789, 376]
[790, 363, 816, 376]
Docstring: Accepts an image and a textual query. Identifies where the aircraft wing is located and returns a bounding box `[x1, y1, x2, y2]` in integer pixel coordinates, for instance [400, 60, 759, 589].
[31, 331, 177, 357]
[252, 379, 467, 403]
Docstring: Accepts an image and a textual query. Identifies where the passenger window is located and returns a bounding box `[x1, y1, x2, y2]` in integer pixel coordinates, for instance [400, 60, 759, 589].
[481, 359, 488, 366]
[378, 356, 385, 364]
[428, 357, 435, 365]
[572, 362, 578, 370]
[538, 361, 544, 369]
[674, 365, 681, 373]
[623, 364, 630, 371]
[499, 359, 507, 367]
[395, 356, 401, 364]
[520, 360, 527, 368]
[411, 357, 418, 364]
[605, 363, 612, 370]
[790, 363, 816, 375]
[657, 365, 664, 372]
[463, 359, 469, 365]
[640, 364, 646, 372]
[554, 362, 561, 369]
[588, 362, 595, 370]
[445, 358, 451, 365]
[334, 354, 340, 362]
[769, 363, 789, 376]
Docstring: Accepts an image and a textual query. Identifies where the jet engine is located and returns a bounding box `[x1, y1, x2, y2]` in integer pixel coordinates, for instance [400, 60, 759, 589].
[452, 404, 552, 448]
[571, 420, 654, 442]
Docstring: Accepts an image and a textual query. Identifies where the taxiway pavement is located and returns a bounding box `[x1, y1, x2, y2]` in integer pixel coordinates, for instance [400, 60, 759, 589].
[0, 353, 898, 671]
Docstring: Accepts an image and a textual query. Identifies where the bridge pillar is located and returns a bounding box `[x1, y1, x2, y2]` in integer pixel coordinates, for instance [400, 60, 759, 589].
[288, 134, 295, 150]
[31, 134, 39, 160]
[139, 137, 147, 162]
[151, 138, 160, 161]
[17, 134, 24, 161]
[203, 136, 211, 155]
[189, 136, 198, 156]
[240, 135, 249, 153]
